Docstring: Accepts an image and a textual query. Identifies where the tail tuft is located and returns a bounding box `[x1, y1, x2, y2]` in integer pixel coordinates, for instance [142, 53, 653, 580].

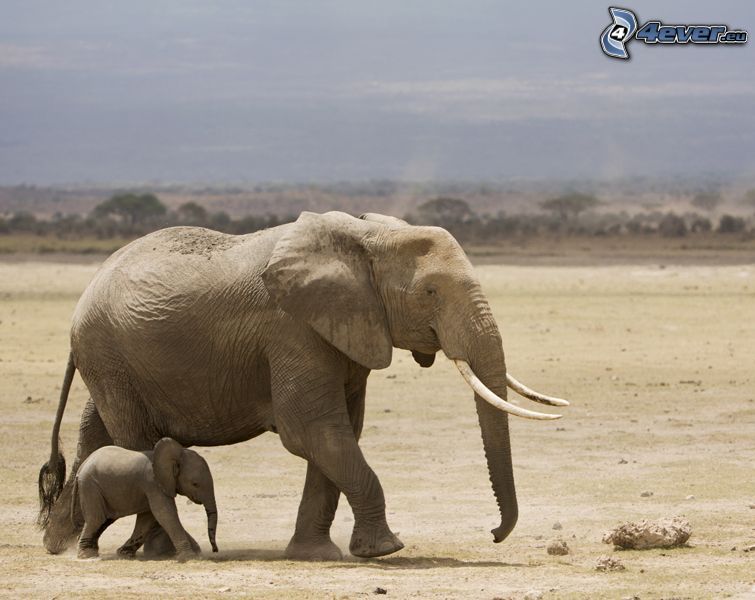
[37, 455, 66, 529]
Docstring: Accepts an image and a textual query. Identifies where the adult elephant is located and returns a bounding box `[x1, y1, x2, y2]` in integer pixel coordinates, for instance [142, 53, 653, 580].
[38, 211, 568, 560]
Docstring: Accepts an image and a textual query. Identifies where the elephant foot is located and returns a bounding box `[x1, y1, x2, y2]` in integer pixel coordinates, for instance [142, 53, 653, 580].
[285, 535, 343, 561]
[176, 549, 200, 563]
[116, 545, 137, 559]
[143, 527, 176, 558]
[77, 547, 99, 559]
[349, 524, 404, 558]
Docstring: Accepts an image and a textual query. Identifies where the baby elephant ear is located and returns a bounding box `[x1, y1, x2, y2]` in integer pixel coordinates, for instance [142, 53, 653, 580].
[262, 212, 393, 370]
[153, 437, 183, 498]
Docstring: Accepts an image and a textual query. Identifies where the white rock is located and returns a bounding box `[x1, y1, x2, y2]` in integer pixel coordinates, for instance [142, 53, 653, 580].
[602, 516, 691, 550]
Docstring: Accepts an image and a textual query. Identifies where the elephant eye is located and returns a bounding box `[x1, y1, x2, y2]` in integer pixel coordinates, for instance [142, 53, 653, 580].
[425, 286, 437, 296]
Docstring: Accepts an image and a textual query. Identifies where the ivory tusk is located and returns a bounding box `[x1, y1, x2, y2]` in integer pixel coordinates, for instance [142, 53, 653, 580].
[506, 374, 570, 407]
[453, 360, 562, 420]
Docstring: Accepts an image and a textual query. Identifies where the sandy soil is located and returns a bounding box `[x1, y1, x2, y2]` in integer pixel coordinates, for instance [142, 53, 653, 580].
[0, 260, 753, 599]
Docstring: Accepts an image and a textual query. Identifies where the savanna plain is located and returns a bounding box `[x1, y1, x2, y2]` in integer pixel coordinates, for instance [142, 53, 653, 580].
[0, 254, 753, 599]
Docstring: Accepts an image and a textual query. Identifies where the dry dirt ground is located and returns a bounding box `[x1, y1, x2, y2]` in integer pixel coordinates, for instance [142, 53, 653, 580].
[0, 259, 753, 599]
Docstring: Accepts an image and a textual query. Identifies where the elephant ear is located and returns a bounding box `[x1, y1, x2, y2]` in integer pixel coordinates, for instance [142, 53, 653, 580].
[262, 211, 393, 370]
[153, 437, 183, 498]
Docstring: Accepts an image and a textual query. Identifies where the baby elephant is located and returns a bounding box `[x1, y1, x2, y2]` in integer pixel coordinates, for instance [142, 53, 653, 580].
[74, 437, 218, 561]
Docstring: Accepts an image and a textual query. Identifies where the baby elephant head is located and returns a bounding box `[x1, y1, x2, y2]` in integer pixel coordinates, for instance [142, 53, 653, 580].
[153, 437, 218, 553]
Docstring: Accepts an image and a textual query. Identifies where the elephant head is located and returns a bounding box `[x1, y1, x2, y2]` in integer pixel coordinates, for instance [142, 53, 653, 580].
[262, 211, 568, 544]
[154, 438, 219, 552]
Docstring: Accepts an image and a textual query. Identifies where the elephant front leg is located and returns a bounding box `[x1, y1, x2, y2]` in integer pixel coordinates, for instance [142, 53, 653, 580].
[131, 517, 201, 559]
[281, 411, 403, 559]
[146, 494, 200, 562]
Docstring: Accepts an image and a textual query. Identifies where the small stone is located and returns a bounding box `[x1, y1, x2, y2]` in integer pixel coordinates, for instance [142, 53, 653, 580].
[743, 545, 755, 553]
[524, 591, 543, 600]
[595, 555, 625, 572]
[552, 521, 563, 530]
[730, 546, 737, 551]
[685, 495, 695, 500]
[374, 588, 387, 595]
[218, 588, 231, 593]
[749, 504, 755, 509]
[547, 539, 569, 556]
[618, 458, 628, 464]
[640, 490, 653, 497]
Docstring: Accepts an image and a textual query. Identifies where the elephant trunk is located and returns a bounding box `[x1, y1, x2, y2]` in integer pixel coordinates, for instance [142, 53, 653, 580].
[205, 501, 218, 552]
[436, 289, 519, 543]
[468, 339, 519, 543]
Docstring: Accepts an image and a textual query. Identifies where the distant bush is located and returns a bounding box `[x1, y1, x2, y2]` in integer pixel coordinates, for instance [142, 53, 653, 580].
[9, 212, 42, 234]
[718, 214, 746, 233]
[540, 193, 600, 220]
[690, 216, 712, 233]
[658, 213, 687, 237]
[175, 201, 209, 226]
[406, 197, 477, 225]
[92, 193, 167, 233]
[209, 211, 232, 230]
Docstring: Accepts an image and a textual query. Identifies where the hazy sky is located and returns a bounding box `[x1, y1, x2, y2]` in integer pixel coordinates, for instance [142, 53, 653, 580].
[1, 1, 753, 184]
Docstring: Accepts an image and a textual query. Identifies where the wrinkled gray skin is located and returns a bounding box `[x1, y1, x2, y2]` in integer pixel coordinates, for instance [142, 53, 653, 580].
[74, 438, 218, 561]
[40, 211, 521, 560]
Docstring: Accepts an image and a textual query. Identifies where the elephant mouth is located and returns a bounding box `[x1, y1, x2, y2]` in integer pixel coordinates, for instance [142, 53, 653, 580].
[411, 350, 436, 368]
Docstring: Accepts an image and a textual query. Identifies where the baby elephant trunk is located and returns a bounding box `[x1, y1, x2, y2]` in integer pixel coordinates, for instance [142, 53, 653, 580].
[205, 502, 218, 553]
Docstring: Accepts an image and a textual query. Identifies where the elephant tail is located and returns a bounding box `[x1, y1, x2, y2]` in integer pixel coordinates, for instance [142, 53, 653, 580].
[37, 352, 75, 528]
[69, 475, 80, 529]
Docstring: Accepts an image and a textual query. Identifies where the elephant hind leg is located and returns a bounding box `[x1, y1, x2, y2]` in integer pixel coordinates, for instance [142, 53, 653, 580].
[78, 517, 115, 559]
[76, 475, 114, 559]
[44, 398, 112, 554]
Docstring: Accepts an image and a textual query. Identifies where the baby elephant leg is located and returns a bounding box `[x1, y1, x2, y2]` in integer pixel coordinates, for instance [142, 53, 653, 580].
[77, 479, 114, 559]
[78, 518, 114, 559]
[118, 512, 160, 558]
[141, 525, 200, 558]
[147, 494, 200, 562]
